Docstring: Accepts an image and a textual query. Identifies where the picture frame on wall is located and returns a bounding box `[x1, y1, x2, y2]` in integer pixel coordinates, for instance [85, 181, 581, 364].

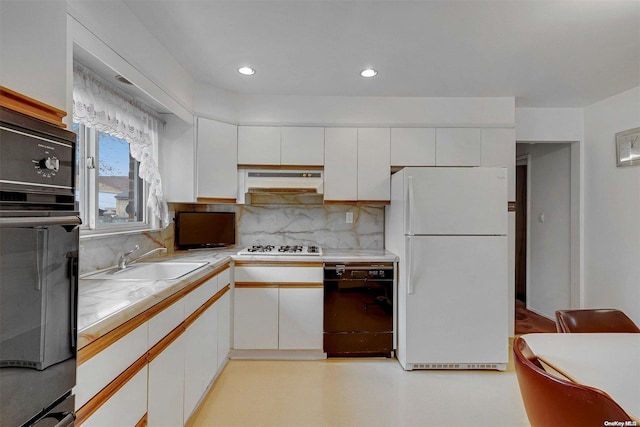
[615, 127, 640, 167]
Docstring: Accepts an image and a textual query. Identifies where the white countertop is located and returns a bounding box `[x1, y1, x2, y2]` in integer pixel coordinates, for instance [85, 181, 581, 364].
[78, 248, 398, 349]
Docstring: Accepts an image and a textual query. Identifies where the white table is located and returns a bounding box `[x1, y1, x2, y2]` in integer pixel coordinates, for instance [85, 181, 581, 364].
[522, 333, 640, 421]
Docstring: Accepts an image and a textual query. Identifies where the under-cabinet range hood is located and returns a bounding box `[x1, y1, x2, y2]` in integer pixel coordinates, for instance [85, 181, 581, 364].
[243, 170, 324, 195]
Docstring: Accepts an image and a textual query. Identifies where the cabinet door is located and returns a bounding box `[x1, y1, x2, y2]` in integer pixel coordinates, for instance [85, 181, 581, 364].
[197, 118, 238, 201]
[358, 128, 391, 201]
[217, 291, 231, 370]
[233, 287, 279, 349]
[237, 126, 280, 165]
[184, 304, 218, 421]
[280, 127, 324, 166]
[81, 366, 148, 427]
[161, 115, 195, 202]
[435, 128, 481, 166]
[390, 128, 436, 166]
[481, 128, 516, 201]
[324, 128, 358, 201]
[148, 335, 185, 427]
[75, 322, 148, 409]
[279, 287, 323, 350]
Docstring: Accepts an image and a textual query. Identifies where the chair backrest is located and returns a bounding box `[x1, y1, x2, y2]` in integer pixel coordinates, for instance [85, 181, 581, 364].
[555, 309, 640, 333]
[513, 336, 632, 427]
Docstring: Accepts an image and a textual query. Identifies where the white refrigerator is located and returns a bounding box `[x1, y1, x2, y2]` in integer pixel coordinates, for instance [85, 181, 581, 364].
[385, 167, 509, 371]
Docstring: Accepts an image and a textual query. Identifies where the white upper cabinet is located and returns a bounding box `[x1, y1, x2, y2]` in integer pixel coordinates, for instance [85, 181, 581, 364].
[196, 118, 238, 201]
[160, 115, 196, 202]
[238, 126, 281, 165]
[481, 128, 516, 201]
[280, 127, 324, 166]
[390, 128, 436, 167]
[324, 128, 358, 201]
[435, 128, 482, 166]
[358, 128, 391, 201]
[238, 126, 325, 166]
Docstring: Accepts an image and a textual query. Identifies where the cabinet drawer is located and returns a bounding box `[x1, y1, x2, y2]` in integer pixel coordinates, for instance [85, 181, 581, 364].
[234, 265, 323, 283]
[217, 267, 231, 292]
[148, 298, 185, 348]
[184, 275, 217, 315]
[80, 366, 148, 427]
[75, 322, 148, 409]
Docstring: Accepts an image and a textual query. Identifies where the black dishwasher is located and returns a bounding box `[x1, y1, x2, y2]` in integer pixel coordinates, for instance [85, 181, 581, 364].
[323, 262, 394, 357]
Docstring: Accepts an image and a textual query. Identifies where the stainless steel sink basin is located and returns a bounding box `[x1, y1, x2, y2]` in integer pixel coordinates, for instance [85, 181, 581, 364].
[83, 261, 209, 281]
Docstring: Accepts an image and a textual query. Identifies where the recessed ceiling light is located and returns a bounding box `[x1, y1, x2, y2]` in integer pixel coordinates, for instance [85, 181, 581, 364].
[238, 66, 256, 76]
[360, 68, 378, 78]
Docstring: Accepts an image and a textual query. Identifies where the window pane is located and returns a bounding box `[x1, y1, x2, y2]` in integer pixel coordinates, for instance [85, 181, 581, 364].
[97, 131, 143, 224]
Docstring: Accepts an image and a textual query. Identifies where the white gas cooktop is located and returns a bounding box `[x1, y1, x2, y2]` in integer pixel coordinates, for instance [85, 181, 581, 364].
[237, 245, 322, 256]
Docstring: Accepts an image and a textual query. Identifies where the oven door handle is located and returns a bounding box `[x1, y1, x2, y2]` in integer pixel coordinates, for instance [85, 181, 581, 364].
[0, 215, 81, 228]
[68, 250, 79, 350]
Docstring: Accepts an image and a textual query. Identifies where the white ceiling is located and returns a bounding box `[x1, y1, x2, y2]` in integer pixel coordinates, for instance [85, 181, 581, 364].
[122, 0, 639, 108]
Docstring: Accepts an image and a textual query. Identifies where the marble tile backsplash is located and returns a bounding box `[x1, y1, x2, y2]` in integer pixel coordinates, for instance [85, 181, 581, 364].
[80, 204, 384, 275]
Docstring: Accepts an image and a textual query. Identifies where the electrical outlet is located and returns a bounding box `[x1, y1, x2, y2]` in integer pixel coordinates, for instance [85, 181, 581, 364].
[346, 211, 354, 224]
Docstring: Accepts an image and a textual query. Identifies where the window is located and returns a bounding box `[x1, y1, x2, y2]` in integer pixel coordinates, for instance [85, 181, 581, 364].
[74, 122, 149, 232]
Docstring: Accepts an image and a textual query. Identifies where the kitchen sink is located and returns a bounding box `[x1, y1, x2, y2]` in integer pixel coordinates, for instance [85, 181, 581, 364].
[83, 261, 209, 281]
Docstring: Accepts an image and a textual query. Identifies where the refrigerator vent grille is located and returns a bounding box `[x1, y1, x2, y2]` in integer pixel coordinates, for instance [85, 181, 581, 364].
[411, 363, 500, 370]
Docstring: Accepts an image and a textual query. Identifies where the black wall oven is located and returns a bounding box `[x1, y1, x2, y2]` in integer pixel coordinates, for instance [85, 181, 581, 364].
[0, 107, 79, 427]
[324, 262, 394, 357]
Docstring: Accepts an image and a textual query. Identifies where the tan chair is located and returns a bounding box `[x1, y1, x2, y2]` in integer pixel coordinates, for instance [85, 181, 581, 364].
[555, 309, 640, 333]
[513, 336, 633, 427]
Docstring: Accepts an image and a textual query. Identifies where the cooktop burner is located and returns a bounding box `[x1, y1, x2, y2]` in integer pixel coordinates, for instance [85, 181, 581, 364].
[237, 245, 322, 256]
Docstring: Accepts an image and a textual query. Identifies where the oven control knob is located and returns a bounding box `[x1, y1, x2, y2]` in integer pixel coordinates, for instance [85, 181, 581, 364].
[39, 157, 60, 172]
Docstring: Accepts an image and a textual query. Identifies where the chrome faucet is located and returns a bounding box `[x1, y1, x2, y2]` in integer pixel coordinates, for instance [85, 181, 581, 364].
[117, 245, 167, 270]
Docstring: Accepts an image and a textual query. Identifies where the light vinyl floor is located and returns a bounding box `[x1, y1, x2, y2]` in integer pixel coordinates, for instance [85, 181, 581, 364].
[189, 357, 530, 427]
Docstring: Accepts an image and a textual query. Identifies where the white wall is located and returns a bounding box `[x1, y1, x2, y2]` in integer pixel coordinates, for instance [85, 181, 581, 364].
[196, 85, 515, 126]
[516, 108, 584, 142]
[67, 0, 195, 119]
[583, 86, 640, 324]
[0, 0, 68, 112]
[517, 144, 572, 318]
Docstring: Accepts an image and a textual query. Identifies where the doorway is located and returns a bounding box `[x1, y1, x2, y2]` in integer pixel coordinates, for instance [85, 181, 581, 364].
[515, 160, 527, 303]
[514, 141, 581, 321]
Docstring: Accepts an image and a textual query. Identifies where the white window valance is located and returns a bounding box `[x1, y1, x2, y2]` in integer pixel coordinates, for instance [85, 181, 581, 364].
[72, 62, 169, 226]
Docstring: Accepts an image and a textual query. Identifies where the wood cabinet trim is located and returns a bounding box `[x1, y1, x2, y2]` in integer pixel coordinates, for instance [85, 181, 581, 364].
[196, 197, 237, 204]
[183, 285, 230, 330]
[235, 282, 323, 289]
[135, 414, 148, 427]
[78, 262, 231, 364]
[234, 261, 323, 268]
[0, 86, 67, 128]
[323, 200, 389, 205]
[237, 164, 324, 170]
[76, 355, 148, 425]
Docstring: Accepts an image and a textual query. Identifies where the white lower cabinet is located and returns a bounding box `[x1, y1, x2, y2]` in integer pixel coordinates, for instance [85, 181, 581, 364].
[278, 288, 323, 350]
[81, 367, 148, 427]
[77, 263, 232, 427]
[217, 291, 231, 370]
[148, 334, 185, 427]
[233, 287, 279, 349]
[184, 303, 218, 420]
[233, 262, 324, 351]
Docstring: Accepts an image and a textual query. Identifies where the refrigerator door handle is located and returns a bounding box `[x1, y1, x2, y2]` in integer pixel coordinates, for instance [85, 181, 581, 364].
[407, 175, 414, 236]
[407, 236, 414, 295]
